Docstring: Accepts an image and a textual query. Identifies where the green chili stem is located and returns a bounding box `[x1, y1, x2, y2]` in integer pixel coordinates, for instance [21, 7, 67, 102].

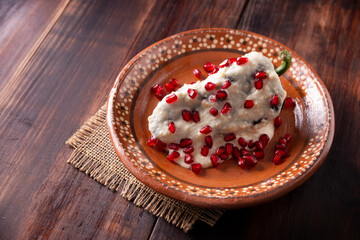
[275, 50, 292, 76]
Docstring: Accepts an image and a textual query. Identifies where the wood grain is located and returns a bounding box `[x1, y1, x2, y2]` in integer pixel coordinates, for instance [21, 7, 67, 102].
[0, 0, 359, 239]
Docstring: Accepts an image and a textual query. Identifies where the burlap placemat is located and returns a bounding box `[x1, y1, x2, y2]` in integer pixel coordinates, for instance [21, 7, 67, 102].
[66, 105, 223, 232]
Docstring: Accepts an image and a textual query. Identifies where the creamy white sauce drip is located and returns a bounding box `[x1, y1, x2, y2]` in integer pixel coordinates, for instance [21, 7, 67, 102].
[148, 52, 286, 168]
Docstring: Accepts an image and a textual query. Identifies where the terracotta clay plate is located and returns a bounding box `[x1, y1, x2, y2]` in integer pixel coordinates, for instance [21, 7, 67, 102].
[107, 28, 334, 209]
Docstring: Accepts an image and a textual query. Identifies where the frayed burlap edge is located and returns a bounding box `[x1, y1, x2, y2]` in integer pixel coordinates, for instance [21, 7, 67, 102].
[66, 105, 223, 232]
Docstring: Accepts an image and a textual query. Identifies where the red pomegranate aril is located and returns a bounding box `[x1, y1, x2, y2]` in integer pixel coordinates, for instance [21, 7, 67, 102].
[272, 154, 284, 165]
[165, 83, 175, 92]
[191, 163, 202, 174]
[209, 108, 218, 116]
[200, 125, 212, 134]
[253, 150, 264, 159]
[233, 146, 241, 159]
[219, 153, 229, 160]
[284, 133, 292, 142]
[224, 133, 236, 142]
[243, 155, 258, 166]
[216, 146, 226, 156]
[244, 100, 254, 109]
[193, 68, 201, 79]
[238, 137, 247, 148]
[237, 158, 246, 168]
[183, 146, 194, 154]
[203, 62, 216, 73]
[184, 154, 194, 164]
[209, 94, 217, 102]
[248, 140, 255, 149]
[169, 78, 179, 88]
[182, 110, 192, 122]
[255, 141, 264, 150]
[205, 136, 213, 148]
[166, 94, 177, 104]
[168, 143, 180, 150]
[222, 79, 232, 89]
[167, 151, 180, 161]
[229, 58, 237, 63]
[201, 145, 209, 156]
[151, 84, 160, 93]
[211, 154, 220, 167]
[259, 134, 270, 146]
[180, 138, 192, 148]
[278, 137, 287, 145]
[154, 85, 165, 99]
[255, 71, 267, 80]
[275, 149, 287, 157]
[216, 90, 227, 100]
[274, 116, 282, 128]
[270, 95, 279, 107]
[284, 97, 295, 108]
[209, 67, 219, 75]
[168, 121, 175, 133]
[275, 143, 286, 150]
[254, 80, 263, 90]
[240, 148, 250, 156]
[236, 57, 248, 65]
[187, 89, 198, 99]
[205, 82, 217, 91]
[155, 139, 167, 150]
[221, 102, 232, 114]
[192, 111, 200, 123]
[219, 59, 231, 68]
[225, 143, 233, 155]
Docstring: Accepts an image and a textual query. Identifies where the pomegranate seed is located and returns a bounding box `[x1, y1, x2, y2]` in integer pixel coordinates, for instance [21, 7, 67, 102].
[284, 97, 295, 108]
[232, 147, 241, 159]
[225, 143, 233, 155]
[275, 149, 287, 157]
[219, 153, 229, 160]
[205, 136, 213, 148]
[203, 62, 216, 73]
[255, 71, 267, 80]
[238, 137, 247, 148]
[216, 90, 227, 100]
[255, 141, 264, 150]
[193, 68, 201, 79]
[187, 89, 198, 99]
[219, 59, 231, 68]
[248, 140, 255, 149]
[209, 67, 219, 75]
[209, 108, 218, 116]
[180, 138, 192, 148]
[275, 143, 286, 150]
[278, 137, 287, 145]
[165, 83, 175, 92]
[243, 155, 258, 166]
[182, 110, 192, 122]
[205, 82, 217, 91]
[224, 133, 236, 141]
[192, 111, 200, 123]
[254, 80, 263, 89]
[236, 57, 248, 65]
[201, 146, 209, 156]
[244, 100, 254, 109]
[221, 102, 232, 114]
[148, 136, 156, 146]
[151, 84, 161, 93]
[222, 79, 231, 89]
[168, 122, 175, 133]
[184, 154, 194, 164]
[153, 85, 165, 99]
[183, 146, 194, 154]
[272, 154, 284, 165]
[284, 133, 292, 142]
[166, 94, 177, 104]
[209, 94, 217, 102]
[229, 58, 237, 63]
[191, 163, 202, 174]
[200, 125, 212, 134]
[240, 148, 250, 156]
[253, 150, 264, 159]
[210, 154, 220, 167]
[167, 151, 180, 161]
[259, 134, 270, 146]
[216, 146, 226, 156]
[168, 143, 179, 150]
[237, 158, 246, 168]
[155, 139, 167, 150]
[169, 78, 179, 88]
[274, 116, 282, 128]
[270, 95, 279, 107]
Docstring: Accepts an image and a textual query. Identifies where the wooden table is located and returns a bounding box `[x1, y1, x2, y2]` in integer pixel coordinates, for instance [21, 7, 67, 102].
[0, 0, 359, 239]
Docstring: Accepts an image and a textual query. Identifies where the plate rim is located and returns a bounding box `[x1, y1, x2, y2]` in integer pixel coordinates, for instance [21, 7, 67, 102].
[106, 28, 335, 209]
